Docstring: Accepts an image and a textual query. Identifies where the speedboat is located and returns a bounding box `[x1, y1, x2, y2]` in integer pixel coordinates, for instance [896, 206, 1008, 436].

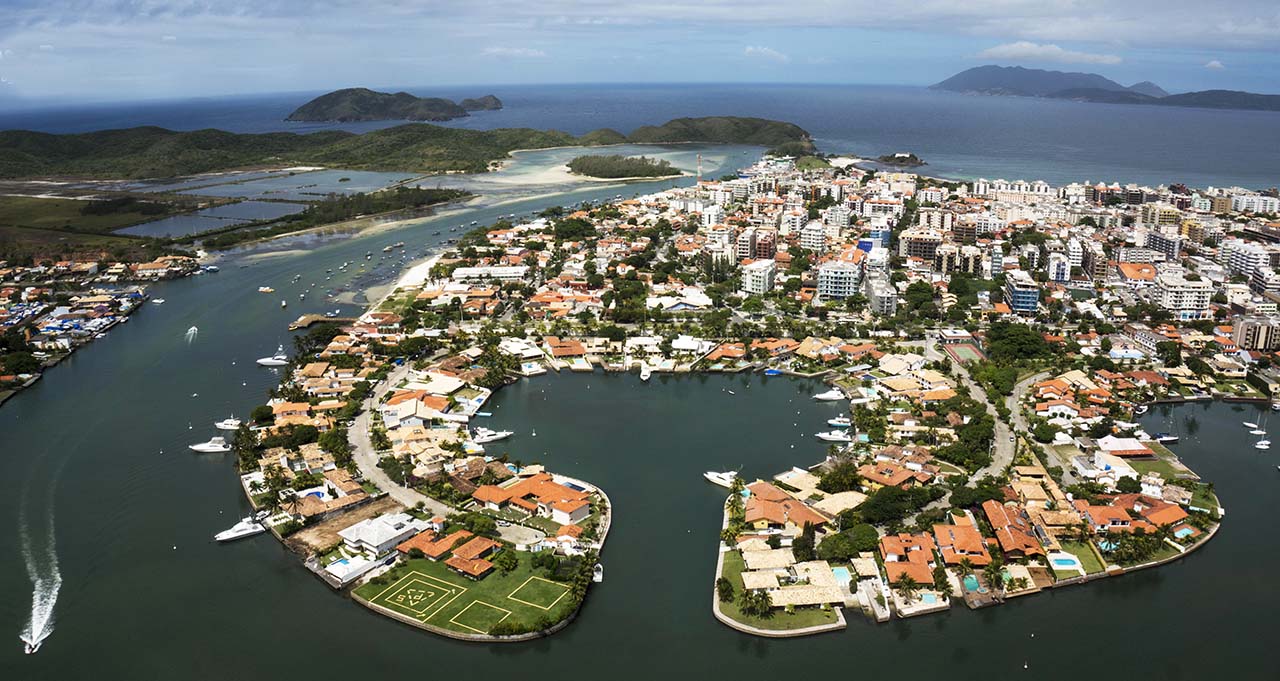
[1272, 402, 1280, 411]
[256, 345, 289, 367]
[813, 389, 846, 401]
[280, 300, 287, 308]
[592, 563, 603, 583]
[815, 430, 853, 443]
[703, 470, 738, 488]
[24, 640, 40, 655]
[1255, 439, 1271, 451]
[151, 298, 166, 305]
[827, 416, 853, 428]
[472, 427, 513, 444]
[258, 286, 274, 293]
[1154, 433, 1179, 444]
[639, 362, 652, 381]
[189, 436, 231, 453]
[214, 516, 266, 542]
[215, 416, 242, 431]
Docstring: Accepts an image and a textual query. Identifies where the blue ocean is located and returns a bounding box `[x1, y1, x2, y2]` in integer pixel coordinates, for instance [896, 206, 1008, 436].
[2, 83, 1277, 188]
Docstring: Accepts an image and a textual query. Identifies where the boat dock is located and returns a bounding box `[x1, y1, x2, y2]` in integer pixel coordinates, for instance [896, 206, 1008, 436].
[288, 314, 359, 330]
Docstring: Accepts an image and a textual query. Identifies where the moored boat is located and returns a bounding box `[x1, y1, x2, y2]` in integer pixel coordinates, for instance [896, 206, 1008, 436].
[189, 436, 231, 453]
[813, 388, 845, 401]
[639, 361, 651, 381]
[214, 514, 267, 542]
[827, 416, 853, 428]
[472, 427, 513, 444]
[815, 430, 853, 443]
[215, 416, 242, 431]
[256, 345, 289, 367]
[703, 470, 738, 488]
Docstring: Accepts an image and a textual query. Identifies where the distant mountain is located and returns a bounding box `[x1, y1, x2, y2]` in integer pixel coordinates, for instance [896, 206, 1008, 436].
[1127, 81, 1170, 98]
[931, 65, 1140, 97]
[285, 88, 502, 122]
[934, 65, 1280, 113]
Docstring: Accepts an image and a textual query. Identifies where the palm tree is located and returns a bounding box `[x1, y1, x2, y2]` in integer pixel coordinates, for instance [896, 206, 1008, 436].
[957, 558, 975, 577]
[982, 562, 1005, 594]
[893, 575, 921, 603]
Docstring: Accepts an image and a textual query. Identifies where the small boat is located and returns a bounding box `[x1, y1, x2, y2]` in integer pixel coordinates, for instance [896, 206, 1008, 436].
[1252, 427, 1267, 436]
[1272, 403, 1280, 411]
[24, 640, 40, 655]
[151, 298, 166, 305]
[639, 362, 652, 381]
[1154, 433, 1179, 444]
[726, 390, 736, 395]
[1255, 439, 1271, 451]
[703, 470, 738, 488]
[189, 436, 231, 453]
[256, 345, 289, 367]
[214, 515, 267, 542]
[827, 416, 853, 428]
[258, 286, 274, 293]
[215, 416, 242, 431]
[592, 563, 603, 583]
[472, 427, 514, 444]
[813, 389, 846, 401]
[764, 369, 782, 376]
[1133, 405, 1148, 415]
[1243, 421, 1259, 429]
[280, 300, 287, 308]
[815, 430, 853, 443]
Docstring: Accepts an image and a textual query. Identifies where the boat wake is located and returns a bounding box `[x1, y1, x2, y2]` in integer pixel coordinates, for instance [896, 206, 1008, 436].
[18, 468, 63, 655]
[185, 325, 199, 344]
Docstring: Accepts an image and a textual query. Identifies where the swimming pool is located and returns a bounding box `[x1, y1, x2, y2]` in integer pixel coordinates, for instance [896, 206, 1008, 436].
[831, 567, 852, 585]
[962, 575, 982, 592]
[1175, 527, 1195, 539]
[921, 593, 938, 604]
[1052, 558, 1079, 568]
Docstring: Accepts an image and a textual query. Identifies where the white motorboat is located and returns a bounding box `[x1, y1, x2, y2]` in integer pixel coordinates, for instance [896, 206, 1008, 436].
[280, 300, 287, 308]
[257, 286, 274, 293]
[1133, 405, 1148, 415]
[1243, 421, 1259, 429]
[214, 515, 266, 542]
[472, 427, 513, 444]
[1255, 439, 1271, 450]
[256, 345, 289, 367]
[815, 430, 853, 443]
[813, 389, 846, 401]
[214, 416, 242, 431]
[1154, 433, 1180, 444]
[189, 436, 231, 453]
[827, 416, 853, 428]
[592, 563, 604, 583]
[1252, 428, 1267, 436]
[151, 298, 165, 305]
[639, 361, 652, 381]
[1272, 402, 1280, 411]
[703, 470, 738, 488]
[24, 640, 40, 655]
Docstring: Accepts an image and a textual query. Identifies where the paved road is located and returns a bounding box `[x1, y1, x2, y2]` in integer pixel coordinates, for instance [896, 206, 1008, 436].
[349, 363, 545, 546]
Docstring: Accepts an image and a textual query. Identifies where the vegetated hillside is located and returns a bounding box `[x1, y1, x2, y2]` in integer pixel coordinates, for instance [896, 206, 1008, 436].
[1128, 81, 1170, 98]
[285, 88, 502, 122]
[566, 154, 681, 178]
[1045, 88, 1160, 105]
[577, 128, 628, 146]
[624, 116, 813, 149]
[1159, 89, 1280, 111]
[0, 116, 813, 179]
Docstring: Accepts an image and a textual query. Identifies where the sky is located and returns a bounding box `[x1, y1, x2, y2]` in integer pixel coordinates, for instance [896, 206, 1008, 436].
[0, 1, 1278, 103]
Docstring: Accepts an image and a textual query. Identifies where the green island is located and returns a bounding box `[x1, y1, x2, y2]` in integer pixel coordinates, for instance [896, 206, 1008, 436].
[876, 152, 926, 167]
[285, 88, 503, 123]
[565, 154, 681, 179]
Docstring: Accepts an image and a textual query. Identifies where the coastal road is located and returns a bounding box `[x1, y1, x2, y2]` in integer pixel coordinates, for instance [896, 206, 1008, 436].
[349, 363, 545, 546]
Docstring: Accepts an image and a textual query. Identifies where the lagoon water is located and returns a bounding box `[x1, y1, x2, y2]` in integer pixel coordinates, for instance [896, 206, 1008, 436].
[2, 84, 1279, 188]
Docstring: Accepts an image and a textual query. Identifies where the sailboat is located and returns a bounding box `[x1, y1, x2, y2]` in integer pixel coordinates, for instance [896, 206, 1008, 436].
[1251, 414, 1267, 436]
[1255, 439, 1271, 451]
[1243, 421, 1259, 429]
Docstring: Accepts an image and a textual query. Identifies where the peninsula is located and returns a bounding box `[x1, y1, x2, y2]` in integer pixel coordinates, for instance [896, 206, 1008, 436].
[933, 65, 1280, 112]
[285, 88, 503, 122]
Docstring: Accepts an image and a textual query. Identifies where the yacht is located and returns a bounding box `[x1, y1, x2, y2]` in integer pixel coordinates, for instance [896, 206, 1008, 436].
[813, 389, 846, 401]
[256, 345, 289, 367]
[815, 430, 853, 443]
[214, 512, 268, 542]
[471, 427, 514, 444]
[703, 470, 739, 488]
[827, 416, 853, 428]
[151, 298, 166, 305]
[214, 416, 242, 431]
[189, 436, 231, 453]
[639, 361, 652, 382]
[592, 563, 604, 583]
[1255, 439, 1271, 451]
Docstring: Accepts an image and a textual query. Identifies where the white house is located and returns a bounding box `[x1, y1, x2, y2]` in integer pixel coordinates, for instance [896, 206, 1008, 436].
[337, 513, 429, 557]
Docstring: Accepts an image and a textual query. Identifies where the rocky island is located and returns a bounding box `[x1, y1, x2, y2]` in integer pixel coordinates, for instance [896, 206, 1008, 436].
[876, 152, 926, 167]
[285, 88, 504, 122]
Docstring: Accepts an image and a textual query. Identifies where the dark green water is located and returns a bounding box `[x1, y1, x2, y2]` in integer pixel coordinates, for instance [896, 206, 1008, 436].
[1, 180, 1273, 678]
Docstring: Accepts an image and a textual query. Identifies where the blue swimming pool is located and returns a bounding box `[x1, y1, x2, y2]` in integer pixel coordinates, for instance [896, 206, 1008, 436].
[1175, 527, 1195, 539]
[831, 567, 852, 585]
[1052, 557, 1079, 568]
[921, 593, 938, 604]
[963, 575, 981, 592]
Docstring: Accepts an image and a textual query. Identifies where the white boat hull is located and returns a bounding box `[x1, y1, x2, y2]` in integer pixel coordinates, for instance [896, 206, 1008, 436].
[703, 471, 736, 488]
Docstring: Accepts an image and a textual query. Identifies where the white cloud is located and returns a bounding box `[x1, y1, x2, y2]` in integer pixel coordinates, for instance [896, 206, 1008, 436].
[1204, 59, 1225, 69]
[977, 41, 1121, 65]
[38, 44, 54, 51]
[744, 45, 789, 63]
[481, 46, 547, 59]
[161, 35, 178, 42]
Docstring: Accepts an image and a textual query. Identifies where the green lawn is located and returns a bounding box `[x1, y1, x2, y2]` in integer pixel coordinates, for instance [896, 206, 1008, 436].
[1129, 457, 1183, 480]
[718, 551, 838, 631]
[1189, 486, 1219, 513]
[1059, 541, 1105, 574]
[354, 552, 577, 636]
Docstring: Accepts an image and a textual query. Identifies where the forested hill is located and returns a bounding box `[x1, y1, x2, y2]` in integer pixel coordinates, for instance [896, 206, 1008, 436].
[285, 88, 503, 122]
[0, 116, 813, 180]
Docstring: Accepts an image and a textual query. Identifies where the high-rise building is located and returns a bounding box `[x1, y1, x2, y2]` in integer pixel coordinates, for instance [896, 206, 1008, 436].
[864, 274, 898, 315]
[1004, 270, 1039, 314]
[739, 259, 776, 296]
[1234, 316, 1280, 351]
[1153, 270, 1213, 321]
[817, 261, 863, 300]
